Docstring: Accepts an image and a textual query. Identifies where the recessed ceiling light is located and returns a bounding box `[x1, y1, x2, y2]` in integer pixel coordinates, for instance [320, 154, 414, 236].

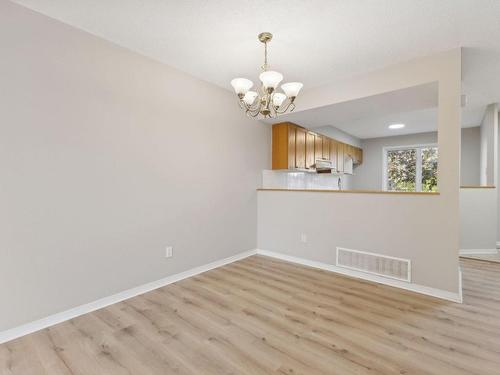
[388, 123, 405, 129]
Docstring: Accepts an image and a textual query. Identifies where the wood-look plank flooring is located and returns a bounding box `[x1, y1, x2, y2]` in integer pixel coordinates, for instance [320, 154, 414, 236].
[1, 255, 500, 375]
[461, 252, 500, 263]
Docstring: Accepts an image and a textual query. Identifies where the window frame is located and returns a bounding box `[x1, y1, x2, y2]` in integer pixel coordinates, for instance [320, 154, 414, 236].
[382, 143, 438, 192]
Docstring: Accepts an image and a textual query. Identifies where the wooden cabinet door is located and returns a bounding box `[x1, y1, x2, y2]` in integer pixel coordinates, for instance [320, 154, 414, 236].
[295, 127, 306, 169]
[272, 123, 288, 170]
[306, 132, 315, 168]
[337, 142, 344, 172]
[287, 125, 296, 168]
[322, 137, 330, 160]
[356, 148, 363, 164]
[345, 144, 352, 159]
[314, 134, 323, 162]
[330, 140, 338, 170]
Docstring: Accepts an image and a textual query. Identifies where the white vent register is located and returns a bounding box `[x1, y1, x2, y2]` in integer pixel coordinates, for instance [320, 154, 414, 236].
[336, 247, 411, 282]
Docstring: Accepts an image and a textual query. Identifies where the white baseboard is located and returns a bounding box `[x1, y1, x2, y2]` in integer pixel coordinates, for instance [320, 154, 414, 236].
[0, 249, 257, 344]
[460, 249, 498, 255]
[256, 249, 462, 304]
[1, 247, 463, 344]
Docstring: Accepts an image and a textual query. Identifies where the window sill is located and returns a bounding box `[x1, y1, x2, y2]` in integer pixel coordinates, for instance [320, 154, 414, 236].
[257, 188, 440, 195]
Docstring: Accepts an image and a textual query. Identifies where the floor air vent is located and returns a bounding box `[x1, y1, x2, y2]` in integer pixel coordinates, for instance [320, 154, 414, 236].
[336, 247, 411, 282]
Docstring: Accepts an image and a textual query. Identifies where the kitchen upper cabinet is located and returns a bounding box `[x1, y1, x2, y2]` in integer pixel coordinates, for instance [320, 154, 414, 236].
[287, 125, 296, 168]
[322, 137, 330, 160]
[271, 122, 362, 171]
[314, 134, 323, 162]
[344, 144, 351, 159]
[336, 142, 344, 173]
[329, 139, 338, 170]
[273, 122, 299, 169]
[272, 123, 288, 169]
[306, 132, 316, 168]
[354, 147, 363, 164]
[295, 127, 306, 169]
[346, 145, 362, 165]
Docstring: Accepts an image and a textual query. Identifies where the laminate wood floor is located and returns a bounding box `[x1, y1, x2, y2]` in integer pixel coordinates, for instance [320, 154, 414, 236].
[461, 252, 500, 263]
[1, 255, 500, 375]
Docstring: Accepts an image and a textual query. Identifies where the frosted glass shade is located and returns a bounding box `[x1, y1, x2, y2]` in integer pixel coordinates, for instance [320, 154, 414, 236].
[243, 91, 259, 105]
[230, 78, 253, 95]
[259, 71, 283, 89]
[272, 93, 286, 107]
[281, 82, 303, 98]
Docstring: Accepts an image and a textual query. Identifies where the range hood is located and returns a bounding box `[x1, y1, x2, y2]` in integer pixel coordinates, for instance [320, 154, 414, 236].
[312, 159, 334, 173]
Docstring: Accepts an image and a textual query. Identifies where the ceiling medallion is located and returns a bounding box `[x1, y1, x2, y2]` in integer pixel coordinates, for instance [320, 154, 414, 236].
[231, 32, 303, 118]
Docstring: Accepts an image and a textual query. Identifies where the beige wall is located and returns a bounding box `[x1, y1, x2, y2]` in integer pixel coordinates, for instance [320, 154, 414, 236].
[478, 104, 500, 243]
[480, 104, 498, 186]
[461, 127, 481, 186]
[258, 191, 459, 295]
[0, 1, 270, 331]
[259, 49, 462, 295]
[460, 188, 497, 251]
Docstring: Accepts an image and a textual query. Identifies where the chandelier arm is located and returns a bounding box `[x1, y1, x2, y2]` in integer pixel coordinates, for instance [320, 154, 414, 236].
[245, 98, 264, 117]
[249, 98, 263, 112]
[274, 100, 296, 114]
[246, 106, 261, 117]
[239, 96, 262, 112]
[269, 106, 278, 119]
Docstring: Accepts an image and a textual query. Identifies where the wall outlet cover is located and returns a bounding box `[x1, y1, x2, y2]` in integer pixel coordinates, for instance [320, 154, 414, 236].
[165, 246, 173, 258]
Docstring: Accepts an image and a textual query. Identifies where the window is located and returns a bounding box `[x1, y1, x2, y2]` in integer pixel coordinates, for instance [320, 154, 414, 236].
[383, 145, 438, 192]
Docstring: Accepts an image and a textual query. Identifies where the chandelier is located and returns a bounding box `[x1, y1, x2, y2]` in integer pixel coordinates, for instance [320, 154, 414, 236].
[230, 32, 303, 118]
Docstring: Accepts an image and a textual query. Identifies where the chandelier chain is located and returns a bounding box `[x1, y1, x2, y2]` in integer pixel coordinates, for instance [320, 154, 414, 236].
[262, 41, 268, 71]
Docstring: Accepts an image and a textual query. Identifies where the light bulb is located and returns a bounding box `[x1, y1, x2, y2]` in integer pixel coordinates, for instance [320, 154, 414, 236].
[388, 123, 405, 129]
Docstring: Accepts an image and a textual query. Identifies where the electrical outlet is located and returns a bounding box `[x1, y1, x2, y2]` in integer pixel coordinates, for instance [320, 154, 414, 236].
[165, 246, 173, 258]
[300, 233, 307, 243]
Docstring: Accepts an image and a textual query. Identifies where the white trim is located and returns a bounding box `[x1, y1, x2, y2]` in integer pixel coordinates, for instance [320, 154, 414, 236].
[335, 247, 411, 282]
[0, 249, 257, 344]
[416, 148, 423, 192]
[256, 249, 462, 303]
[458, 266, 463, 304]
[382, 147, 388, 190]
[459, 249, 498, 255]
[383, 143, 439, 151]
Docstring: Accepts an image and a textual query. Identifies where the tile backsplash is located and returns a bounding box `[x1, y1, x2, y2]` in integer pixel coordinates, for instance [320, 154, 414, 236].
[262, 170, 348, 190]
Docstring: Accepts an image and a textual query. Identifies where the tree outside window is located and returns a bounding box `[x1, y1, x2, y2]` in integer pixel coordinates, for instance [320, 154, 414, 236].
[385, 145, 438, 192]
[421, 147, 438, 192]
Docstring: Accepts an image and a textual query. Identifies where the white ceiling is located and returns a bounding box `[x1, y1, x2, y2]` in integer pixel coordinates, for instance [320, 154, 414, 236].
[265, 83, 485, 139]
[10, 0, 500, 110]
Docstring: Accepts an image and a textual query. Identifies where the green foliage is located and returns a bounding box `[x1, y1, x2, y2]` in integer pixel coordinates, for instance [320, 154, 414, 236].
[421, 147, 438, 192]
[387, 147, 438, 192]
[387, 149, 416, 191]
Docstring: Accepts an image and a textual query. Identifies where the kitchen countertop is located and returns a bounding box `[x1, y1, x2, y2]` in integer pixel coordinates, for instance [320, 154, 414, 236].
[257, 188, 440, 195]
